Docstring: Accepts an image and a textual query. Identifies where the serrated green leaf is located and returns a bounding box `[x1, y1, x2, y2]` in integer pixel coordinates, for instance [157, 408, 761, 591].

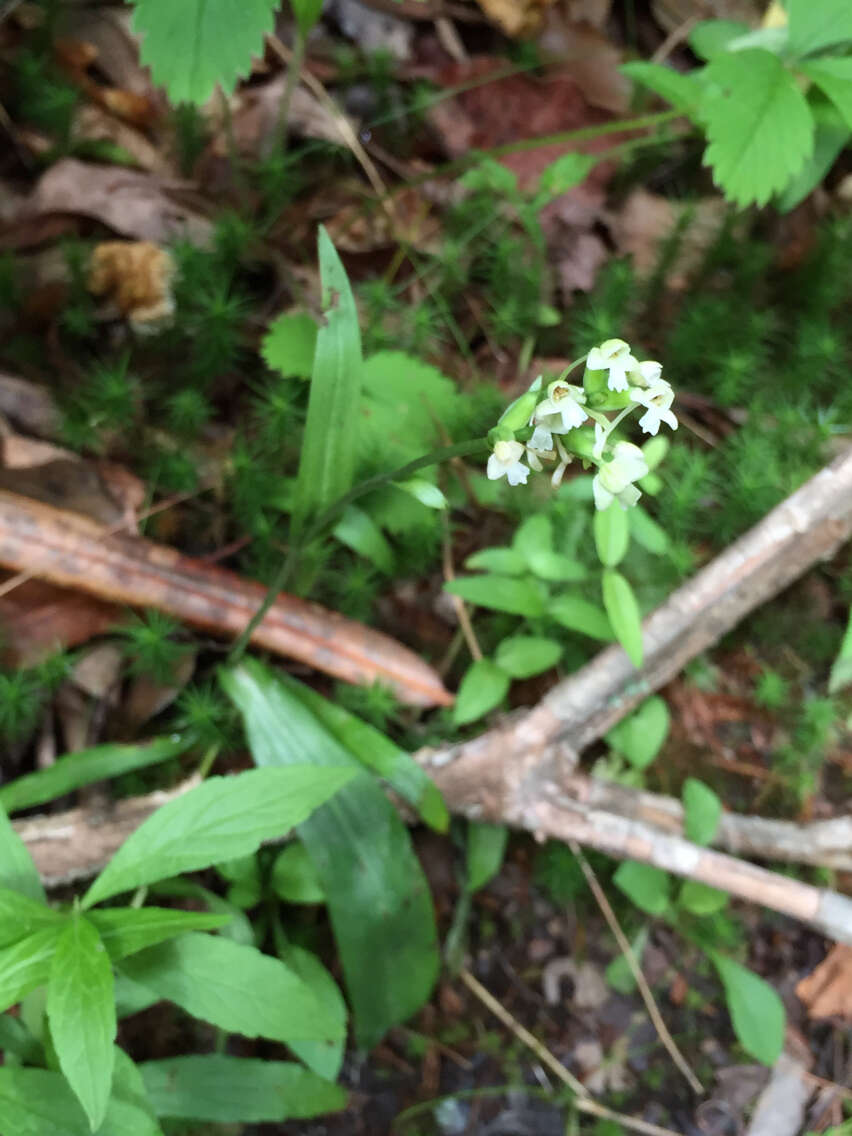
[221, 659, 439, 1049]
[0, 803, 44, 902]
[829, 607, 852, 694]
[464, 547, 527, 575]
[87, 908, 231, 961]
[445, 575, 546, 617]
[776, 92, 849, 211]
[689, 19, 752, 60]
[466, 822, 508, 893]
[275, 939, 346, 1079]
[453, 659, 510, 725]
[271, 844, 326, 904]
[621, 61, 702, 112]
[82, 766, 354, 908]
[261, 311, 317, 379]
[594, 502, 630, 567]
[700, 49, 814, 207]
[605, 697, 669, 770]
[139, 1055, 346, 1122]
[628, 505, 670, 555]
[613, 861, 671, 916]
[0, 1066, 163, 1136]
[333, 504, 394, 572]
[120, 932, 341, 1042]
[787, 0, 852, 56]
[800, 58, 852, 130]
[0, 737, 190, 816]
[549, 595, 613, 640]
[602, 569, 643, 666]
[709, 951, 785, 1065]
[0, 886, 62, 948]
[495, 636, 562, 679]
[131, 0, 278, 104]
[47, 915, 115, 1131]
[678, 880, 729, 915]
[0, 925, 64, 1014]
[682, 777, 723, 845]
[292, 227, 362, 538]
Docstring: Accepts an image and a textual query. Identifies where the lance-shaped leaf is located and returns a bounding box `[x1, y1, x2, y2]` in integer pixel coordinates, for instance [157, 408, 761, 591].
[0, 886, 62, 948]
[0, 801, 44, 901]
[0, 925, 65, 1014]
[87, 907, 231, 962]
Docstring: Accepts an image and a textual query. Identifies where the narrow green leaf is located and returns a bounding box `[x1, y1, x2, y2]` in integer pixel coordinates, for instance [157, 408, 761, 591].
[787, 0, 852, 56]
[628, 506, 670, 555]
[82, 765, 354, 908]
[464, 547, 526, 575]
[333, 505, 394, 572]
[221, 659, 439, 1049]
[0, 886, 62, 948]
[495, 636, 562, 679]
[678, 880, 729, 915]
[621, 61, 702, 112]
[0, 737, 189, 815]
[445, 575, 546, 617]
[536, 152, 596, 200]
[549, 595, 613, 641]
[279, 674, 449, 832]
[120, 932, 342, 1042]
[602, 569, 643, 666]
[87, 908, 231, 962]
[453, 659, 510, 725]
[0, 1065, 163, 1136]
[709, 951, 785, 1065]
[0, 925, 63, 1014]
[605, 697, 669, 770]
[131, 0, 278, 104]
[292, 227, 362, 537]
[689, 19, 752, 60]
[594, 502, 630, 567]
[700, 49, 814, 207]
[275, 939, 346, 1080]
[47, 915, 116, 1131]
[613, 861, 671, 917]
[270, 844, 326, 904]
[0, 803, 45, 901]
[682, 778, 723, 846]
[262, 311, 318, 379]
[139, 1055, 346, 1122]
[466, 822, 508, 893]
[828, 607, 852, 694]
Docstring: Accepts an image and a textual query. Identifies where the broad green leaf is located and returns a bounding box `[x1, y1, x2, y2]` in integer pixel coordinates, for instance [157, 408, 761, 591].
[709, 951, 785, 1065]
[221, 660, 439, 1049]
[82, 765, 354, 908]
[549, 595, 613, 640]
[605, 924, 650, 994]
[0, 804, 45, 901]
[464, 547, 526, 575]
[87, 908, 231, 961]
[279, 674, 449, 832]
[678, 880, 729, 915]
[0, 1066, 163, 1136]
[700, 49, 814, 207]
[275, 939, 346, 1079]
[605, 697, 669, 770]
[0, 737, 189, 815]
[139, 1055, 346, 1122]
[525, 549, 588, 582]
[621, 61, 702, 112]
[787, 0, 852, 56]
[495, 636, 562, 679]
[0, 886, 62, 948]
[0, 925, 64, 1013]
[131, 0, 278, 104]
[453, 659, 510, 725]
[594, 502, 630, 567]
[613, 861, 671, 917]
[47, 915, 115, 1131]
[682, 778, 723, 846]
[271, 843, 326, 904]
[111, 1048, 162, 1131]
[776, 93, 849, 212]
[120, 932, 341, 1042]
[333, 505, 394, 572]
[444, 575, 546, 617]
[828, 607, 852, 694]
[466, 822, 508, 893]
[292, 227, 362, 538]
[628, 506, 670, 555]
[689, 19, 752, 60]
[513, 513, 552, 560]
[602, 569, 643, 666]
[800, 58, 852, 131]
[262, 311, 318, 379]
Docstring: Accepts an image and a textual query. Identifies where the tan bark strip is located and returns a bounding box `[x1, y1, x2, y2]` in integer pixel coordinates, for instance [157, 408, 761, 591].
[0, 490, 451, 707]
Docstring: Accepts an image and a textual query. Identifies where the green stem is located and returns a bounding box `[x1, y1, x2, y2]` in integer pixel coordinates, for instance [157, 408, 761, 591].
[273, 27, 305, 154]
[227, 437, 490, 664]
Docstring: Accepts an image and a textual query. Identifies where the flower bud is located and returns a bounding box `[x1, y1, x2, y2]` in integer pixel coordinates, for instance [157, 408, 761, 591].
[498, 389, 540, 432]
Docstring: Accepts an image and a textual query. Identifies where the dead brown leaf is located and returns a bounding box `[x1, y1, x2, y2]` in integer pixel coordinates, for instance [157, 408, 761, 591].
[88, 240, 176, 330]
[796, 945, 852, 1021]
[537, 15, 630, 113]
[0, 373, 61, 439]
[70, 105, 174, 176]
[0, 578, 118, 668]
[474, 0, 556, 36]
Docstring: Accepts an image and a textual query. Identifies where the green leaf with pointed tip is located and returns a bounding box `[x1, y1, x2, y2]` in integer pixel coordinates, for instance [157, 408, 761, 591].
[131, 0, 278, 104]
[613, 861, 671, 917]
[453, 659, 510, 725]
[82, 766, 354, 908]
[0, 1065, 164, 1136]
[828, 607, 852, 694]
[549, 595, 613, 641]
[87, 908, 231, 961]
[689, 19, 751, 60]
[262, 312, 318, 379]
[464, 547, 526, 575]
[466, 822, 508, 893]
[709, 951, 785, 1065]
[495, 636, 562, 679]
[275, 939, 346, 1080]
[0, 925, 64, 1014]
[678, 880, 729, 915]
[605, 697, 669, 770]
[445, 575, 546, 617]
[787, 0, 852, 56]
[0, 804, 45, 901]
[682, 778, 723, 846]
[47, 915, 115, 1132]
[333, 505, 394, 572]
[628, 505, 670, 555]
[621, 61, 702, 112]
[602, 569, 643, 666]
[594, 502, 630, 567]
[0, 886, 62, 948]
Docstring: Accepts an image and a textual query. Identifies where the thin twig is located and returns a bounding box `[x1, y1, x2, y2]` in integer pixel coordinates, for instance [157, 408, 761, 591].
[442, 513, 482, 661]
[460, 968, 686, 1136]
[569, 841, 704, 1095]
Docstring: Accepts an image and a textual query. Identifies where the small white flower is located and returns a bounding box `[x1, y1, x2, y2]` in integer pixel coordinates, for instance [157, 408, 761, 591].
[533, 381, 588, 436]
[525, 446, 543, 473]
[487, 439, 530, 486]
[587, 339, 637, 392]
[592, 441, 648, 511]
[551, 434, 571, 489]
[629, 379, 677, 436]
[592, 421, 608, 461]
[529, 424, 555, 452]
[629, 359, 662, 387]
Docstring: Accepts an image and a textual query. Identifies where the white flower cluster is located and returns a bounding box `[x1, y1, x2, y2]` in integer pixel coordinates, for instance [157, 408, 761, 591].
[486, 338, 677, 510]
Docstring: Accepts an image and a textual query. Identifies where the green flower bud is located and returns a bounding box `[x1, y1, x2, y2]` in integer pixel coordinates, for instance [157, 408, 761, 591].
[488, 423, 517, 448]
[498, 389, 540, 432]
[586, 388, 632, 411]
[560, 424, 597, 461]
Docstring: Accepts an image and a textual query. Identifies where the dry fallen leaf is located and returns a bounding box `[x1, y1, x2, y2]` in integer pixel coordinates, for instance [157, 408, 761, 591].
[0, 578, 118, 668]
[88, 240, 176, 330]
[474, 0, 556, 37]
[0, 373, 61, 439]
[71, 105, 174, 176]
[796, 945, 852, 1021]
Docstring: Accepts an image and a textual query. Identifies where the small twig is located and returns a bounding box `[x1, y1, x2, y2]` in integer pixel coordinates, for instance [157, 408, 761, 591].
[651, 17, 699, 64]
[569, 841, 704, 1095]
[460, 968, 686, 1136]
[442, 513, 482, 662]
[272, 27, 306, 154]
